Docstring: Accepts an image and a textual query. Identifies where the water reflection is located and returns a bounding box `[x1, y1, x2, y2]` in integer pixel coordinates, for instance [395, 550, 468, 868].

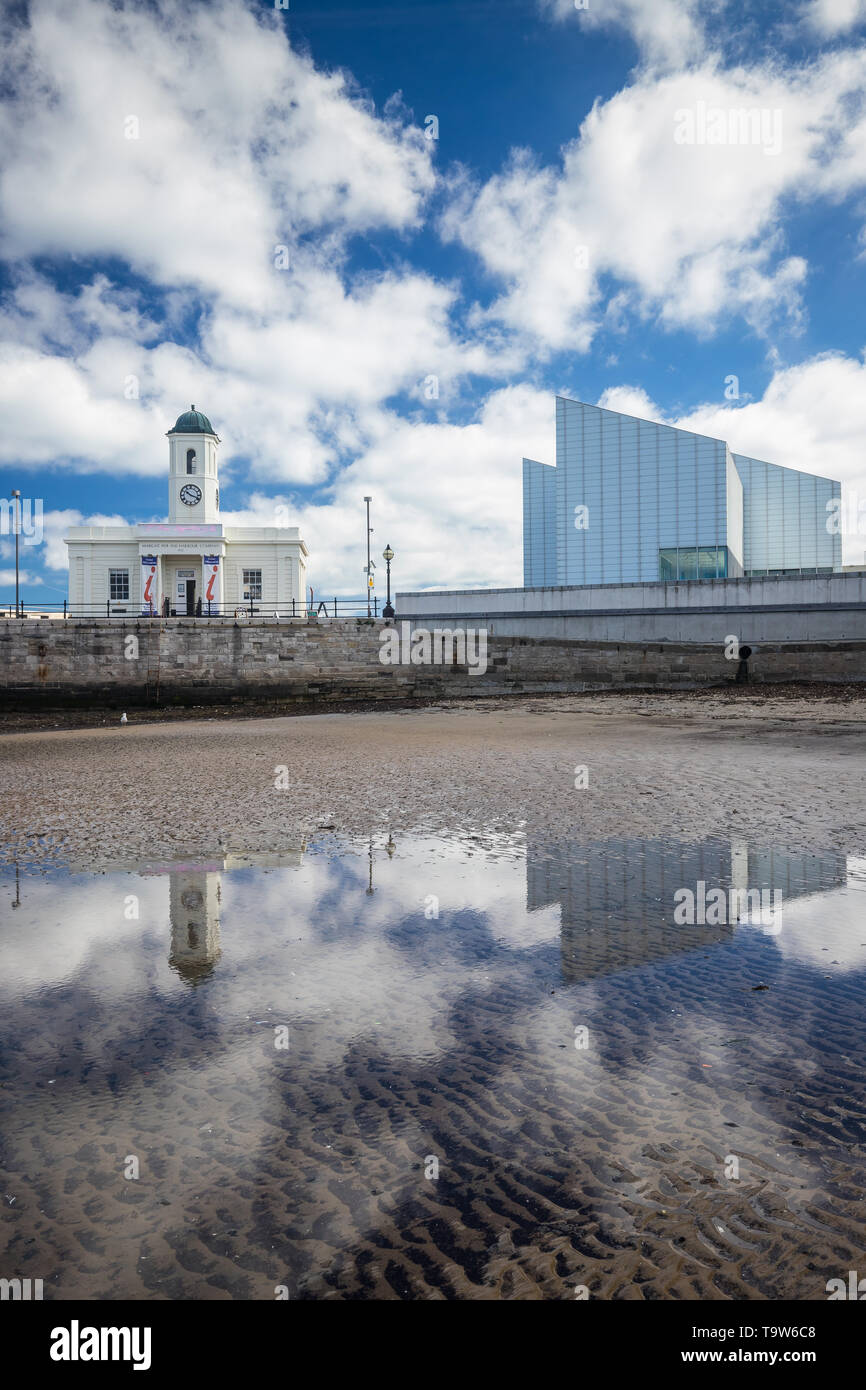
[526, 838, 849, 981]
[1, 831, 865, 1301]
[137, 851, 306, 986]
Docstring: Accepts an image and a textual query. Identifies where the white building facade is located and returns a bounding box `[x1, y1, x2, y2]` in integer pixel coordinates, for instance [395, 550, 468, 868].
[65, 407, 308, 615]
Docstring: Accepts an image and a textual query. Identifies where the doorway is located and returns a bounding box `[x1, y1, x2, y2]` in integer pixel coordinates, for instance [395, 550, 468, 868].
[175, 568, 196, 615]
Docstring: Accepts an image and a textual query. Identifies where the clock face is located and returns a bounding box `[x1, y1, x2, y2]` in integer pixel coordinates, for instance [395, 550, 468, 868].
[179, 483, 202, 507]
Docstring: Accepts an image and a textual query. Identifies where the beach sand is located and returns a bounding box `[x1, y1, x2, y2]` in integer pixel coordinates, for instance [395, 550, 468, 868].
[2, 690, 866, 1300]
[1, 688, 865, 867]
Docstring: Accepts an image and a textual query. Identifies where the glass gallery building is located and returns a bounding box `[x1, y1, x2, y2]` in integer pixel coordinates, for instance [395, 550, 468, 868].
[523, 397, 841, 588]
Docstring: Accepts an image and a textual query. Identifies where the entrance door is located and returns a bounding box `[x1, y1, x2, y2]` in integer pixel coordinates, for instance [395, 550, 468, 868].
[175, 568, 196, 615]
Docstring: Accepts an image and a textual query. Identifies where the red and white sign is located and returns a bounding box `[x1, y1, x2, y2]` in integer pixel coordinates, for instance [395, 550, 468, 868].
[203, 554, 221, 610]
[141, 555, 158, 614]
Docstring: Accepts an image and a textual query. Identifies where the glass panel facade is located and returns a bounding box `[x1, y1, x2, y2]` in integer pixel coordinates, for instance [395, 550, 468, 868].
[523, 397, 842, 587]
[522, 457, 557, 586]
[553, 397, 728, 586]
[732, 454, 841, 574]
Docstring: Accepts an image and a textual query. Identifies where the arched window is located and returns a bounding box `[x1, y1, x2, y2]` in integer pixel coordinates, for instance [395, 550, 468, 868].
[186, 449, 197, 474]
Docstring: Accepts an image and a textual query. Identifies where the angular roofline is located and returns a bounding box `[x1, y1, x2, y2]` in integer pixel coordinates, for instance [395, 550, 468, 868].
[554, 394, 841, 485]
[555, 393, 726, 448]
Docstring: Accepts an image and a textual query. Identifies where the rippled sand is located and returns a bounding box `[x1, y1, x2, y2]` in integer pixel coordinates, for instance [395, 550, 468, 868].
[2, 695, 865, 1300]
[1, 835, 865, 1301]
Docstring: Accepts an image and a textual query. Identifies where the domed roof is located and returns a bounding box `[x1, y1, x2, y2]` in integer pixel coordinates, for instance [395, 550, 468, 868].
[168, 405, 216, 435]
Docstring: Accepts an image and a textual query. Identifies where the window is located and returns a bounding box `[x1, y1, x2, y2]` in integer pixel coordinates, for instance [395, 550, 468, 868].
[109, 568, 130, 600]
[659, 547, 728, 581]
[186, 448, 197, 474]
[243, 568, 262, 599]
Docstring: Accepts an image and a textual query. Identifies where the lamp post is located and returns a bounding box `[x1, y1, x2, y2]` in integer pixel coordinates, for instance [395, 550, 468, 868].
[382, 544, 395, 620]
[364, 496, 373, 617]
[11, 490, 20, 617]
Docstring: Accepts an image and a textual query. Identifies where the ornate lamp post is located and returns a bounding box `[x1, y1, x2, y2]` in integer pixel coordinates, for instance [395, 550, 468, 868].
[382, 544, 395, 620]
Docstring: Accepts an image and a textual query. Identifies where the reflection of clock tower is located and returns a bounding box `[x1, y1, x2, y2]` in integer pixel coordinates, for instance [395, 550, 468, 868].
[168, 866, 222, 985]
[166, 406, 220, 522]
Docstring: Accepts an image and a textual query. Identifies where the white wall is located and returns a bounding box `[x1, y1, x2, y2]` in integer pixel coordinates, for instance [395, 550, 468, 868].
[66, 527, 307, 613]
[67, 540, 140, 611]
[725, 448, 744, 575]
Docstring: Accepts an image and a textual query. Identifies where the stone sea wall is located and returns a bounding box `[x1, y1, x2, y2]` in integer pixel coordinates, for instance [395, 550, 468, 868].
[0, 617, 864, 709]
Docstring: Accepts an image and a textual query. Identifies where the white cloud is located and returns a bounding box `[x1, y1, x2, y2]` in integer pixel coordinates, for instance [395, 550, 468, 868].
[804, 0, 866, 37]
[596, 384, 662, 419]
[442, 53, 866, 354]
[674, 351, 866, 489]
[0, 0, 433, 309]
[0, 1, 522, 497]
[0, 343, 165, 471]
[296, 384, 554, 594]
[0, 272, 159, 355]
[0, 262, 518, 485]
[541, 0, 706, 69]
[0, 569, 41, 587]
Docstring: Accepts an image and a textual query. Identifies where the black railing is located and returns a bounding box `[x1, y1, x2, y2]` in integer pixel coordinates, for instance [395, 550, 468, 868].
[1, 596, 385, 620]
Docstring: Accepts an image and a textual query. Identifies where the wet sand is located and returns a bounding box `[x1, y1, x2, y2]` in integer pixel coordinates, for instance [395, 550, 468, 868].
[3, 690, 866, 1303]
[1, 689, 865, 868]
[2, 837, 865, 1301]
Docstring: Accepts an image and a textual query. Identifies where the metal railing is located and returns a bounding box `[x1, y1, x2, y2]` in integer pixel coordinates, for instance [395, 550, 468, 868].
[1, 596, 386, 620]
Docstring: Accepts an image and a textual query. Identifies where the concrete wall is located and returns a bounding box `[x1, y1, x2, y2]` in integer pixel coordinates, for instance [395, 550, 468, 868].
[397, 571, 866, 644]
[0, 616, 864, 709]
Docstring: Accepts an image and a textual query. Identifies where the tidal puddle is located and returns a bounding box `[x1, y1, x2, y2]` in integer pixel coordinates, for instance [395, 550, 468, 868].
[1, 833, 865, 1300]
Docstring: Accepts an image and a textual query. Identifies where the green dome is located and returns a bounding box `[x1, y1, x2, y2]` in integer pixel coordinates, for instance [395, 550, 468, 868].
[168, 405, 216, 435]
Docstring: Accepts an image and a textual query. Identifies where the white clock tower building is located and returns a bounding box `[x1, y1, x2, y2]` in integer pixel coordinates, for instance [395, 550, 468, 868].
[65, 406, 308, 617]
[167, 406, 221, 523]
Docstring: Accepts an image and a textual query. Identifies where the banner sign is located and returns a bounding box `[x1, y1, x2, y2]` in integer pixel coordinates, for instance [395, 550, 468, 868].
[203, 554, 221, 608]
[138, 523, 222, 536]
[141, 555, 158, 614]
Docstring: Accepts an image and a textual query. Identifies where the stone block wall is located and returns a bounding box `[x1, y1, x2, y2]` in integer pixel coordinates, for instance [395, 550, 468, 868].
[0, 616, 863, 710]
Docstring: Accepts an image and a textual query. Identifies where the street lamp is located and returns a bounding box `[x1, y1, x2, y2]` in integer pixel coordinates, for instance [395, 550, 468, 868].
[382, 544, 395, 620]
[364, 496, 373, 617]
[10, 490, 20, 617]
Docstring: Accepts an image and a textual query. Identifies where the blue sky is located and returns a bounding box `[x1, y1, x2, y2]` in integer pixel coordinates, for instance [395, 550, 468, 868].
[2, 0, 866, 601]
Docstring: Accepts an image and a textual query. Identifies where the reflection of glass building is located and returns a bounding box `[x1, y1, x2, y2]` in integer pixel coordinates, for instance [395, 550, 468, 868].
[526, 838, 848, 983]
[523, 397, 841, 587]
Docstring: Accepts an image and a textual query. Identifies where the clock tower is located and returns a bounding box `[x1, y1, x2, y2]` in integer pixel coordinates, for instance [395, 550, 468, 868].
[166, 406, 220, 523]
